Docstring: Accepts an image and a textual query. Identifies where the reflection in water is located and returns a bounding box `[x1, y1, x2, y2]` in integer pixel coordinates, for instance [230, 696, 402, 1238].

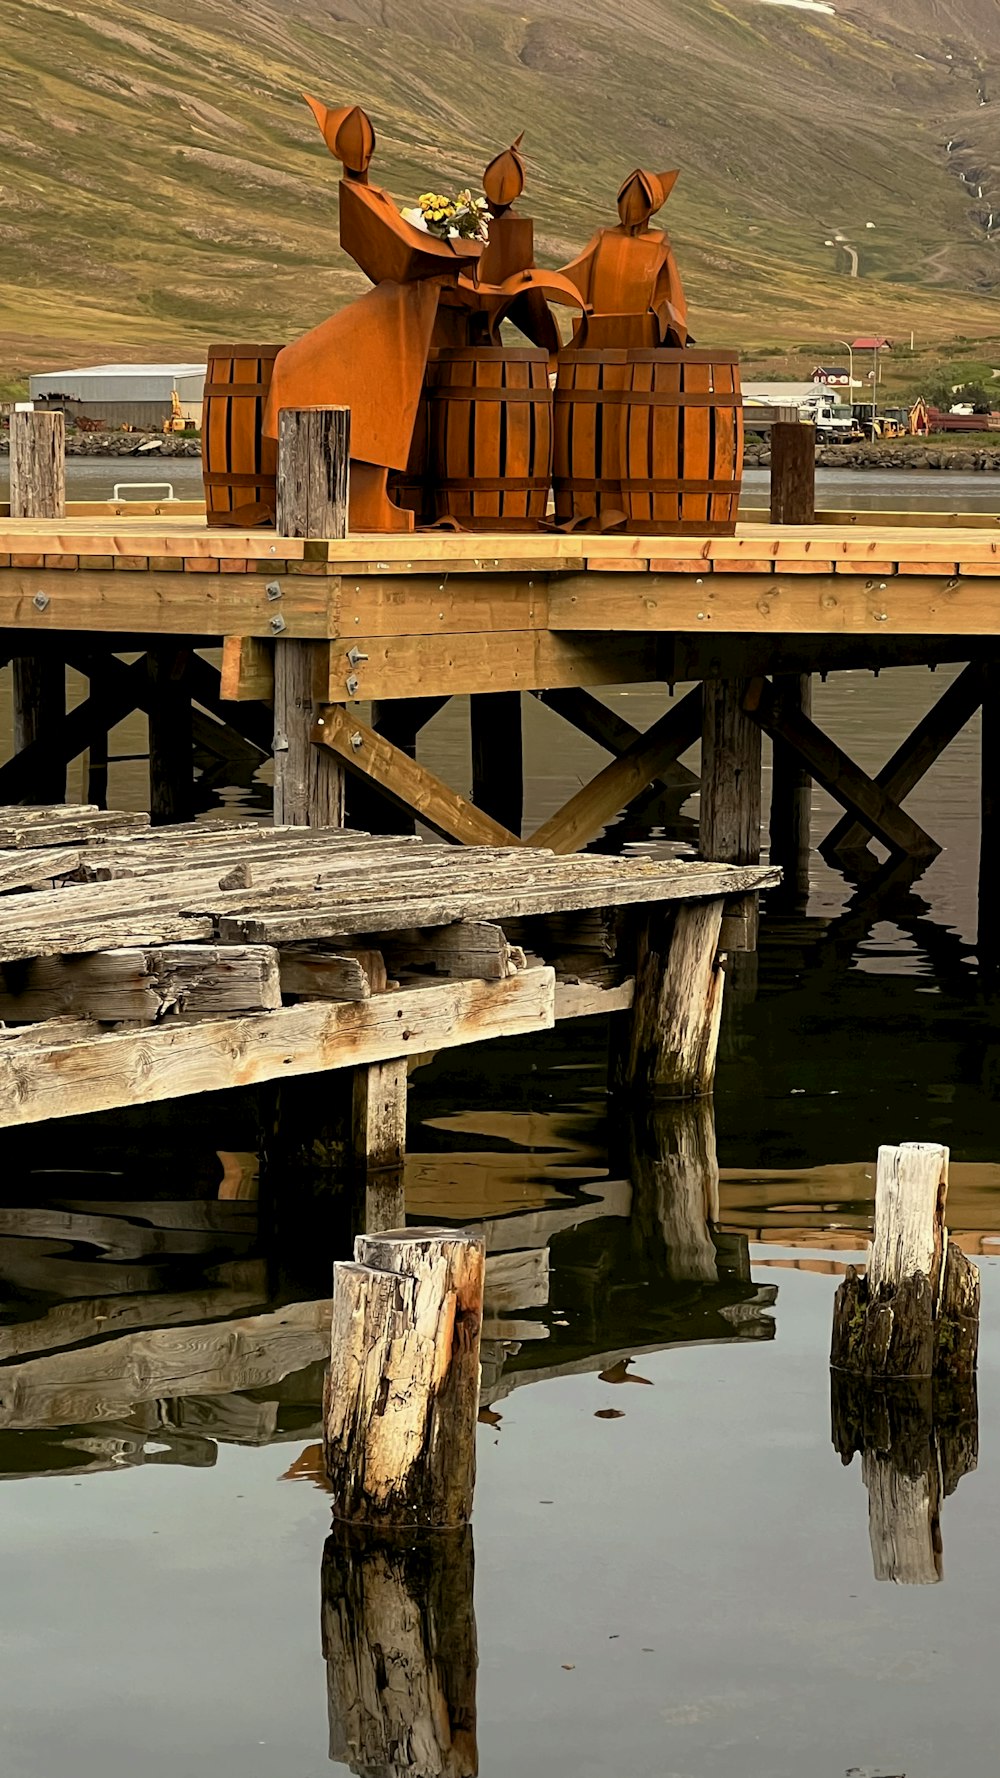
[322, 1526, 478, 1778]
[830, 1372, 978, 1584]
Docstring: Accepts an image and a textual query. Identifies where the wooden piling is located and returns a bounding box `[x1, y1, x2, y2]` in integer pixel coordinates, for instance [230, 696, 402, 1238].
[617, 901, 726, 1098]
[273, 406, 350, 827]
[701, 677, 762, 950]
[768, 673, 812, 905]
[352, 1057, 407, 1233]
[769, 421, 815, 525]
[831, 1141, 980, 1380]
[471, 691, 523, 836]
[9, 410, 66, 804]
[146, 647, 194, 826]
[325, 1228, 485, 1529]
[322, 1523, 478, 1778]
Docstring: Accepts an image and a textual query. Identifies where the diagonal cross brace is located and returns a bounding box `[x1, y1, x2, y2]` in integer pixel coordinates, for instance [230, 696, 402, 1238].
[743, 677, 941, 861]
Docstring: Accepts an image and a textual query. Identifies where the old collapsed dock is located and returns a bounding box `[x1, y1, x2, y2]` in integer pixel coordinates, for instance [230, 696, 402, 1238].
[0, 805, 774, 1141]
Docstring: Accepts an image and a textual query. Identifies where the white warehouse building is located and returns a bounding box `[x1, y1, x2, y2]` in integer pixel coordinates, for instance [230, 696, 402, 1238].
[28, 363, 206, 430]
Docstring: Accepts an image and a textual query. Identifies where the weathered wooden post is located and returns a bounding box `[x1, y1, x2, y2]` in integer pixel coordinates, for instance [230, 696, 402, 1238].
[831, 1141, 979, 1380]
[701, 676, 762, 955]
[9, 408, 66, 803]
[146, 646, 194, 825]
[616, 901, 726, 1098]
[273, 405, 349, 826]
[769, 420, 816, 525]
[768, 673, 812, 907]
[830, 1140, 980, 1584]
[325, 1227, 485, 1530]
[471, 691, 523, 835]
[352, 1057, 408, 1234]
[322, 1523, 478, 1778]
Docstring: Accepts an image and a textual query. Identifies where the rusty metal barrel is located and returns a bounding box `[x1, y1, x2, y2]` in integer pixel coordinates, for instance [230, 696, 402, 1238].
[552, 347, 629, 525]
[201, 343, 283, 527]
[619, 349, 743, 535]
[427, 347, 552, 530]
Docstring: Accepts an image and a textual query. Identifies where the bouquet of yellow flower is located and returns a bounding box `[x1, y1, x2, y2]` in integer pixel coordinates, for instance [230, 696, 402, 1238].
[402, 188, 492, 243]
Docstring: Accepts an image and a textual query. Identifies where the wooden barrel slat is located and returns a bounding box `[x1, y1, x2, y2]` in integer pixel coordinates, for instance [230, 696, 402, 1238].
[552, 347, 629, 524]
[201, 343, 283, 527]
[620, 349, 743, 536]
[428, 348, 551, 531]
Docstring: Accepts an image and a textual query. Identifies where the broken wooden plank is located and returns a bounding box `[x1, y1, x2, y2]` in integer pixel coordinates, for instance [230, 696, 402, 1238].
[0, 969, 556, 1127]
[381, 921, 525, 982]
[0, 808, 150, 848]
[0, 944, 281, 1023]
[278, 947, 388, 1001]
[0, 847, 81, 892]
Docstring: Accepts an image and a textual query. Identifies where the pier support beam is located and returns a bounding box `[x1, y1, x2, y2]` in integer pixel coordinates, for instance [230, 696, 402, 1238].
[9, 409, 66, 804]
[352, 1058, 408, 1234]
[471, 692, 523, 836]
[768, 673, 812, 906]
[701, 678, 762, 950]
[274, 406, 350, 828]
[146, 646, 194, 825]
[616, 901, 726, 1099]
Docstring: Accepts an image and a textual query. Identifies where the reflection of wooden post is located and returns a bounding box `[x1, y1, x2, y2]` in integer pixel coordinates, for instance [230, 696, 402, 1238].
[831, 1142, 980, 1380]
[768, 674, 812, 906]
[629, 1099, 719, 1280]
[325, 1229, 485, 1529]
[619, 902, 726, 1097]
[10, 409, 66, 804]
[321, 1524, 478, 1778]
[273, 406, 349, 827]
[831, 1371, 978, 1585]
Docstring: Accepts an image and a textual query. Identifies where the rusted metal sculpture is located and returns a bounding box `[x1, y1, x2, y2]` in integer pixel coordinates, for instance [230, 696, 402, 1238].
[204, 108, 742, 536]
[553, 168, 742, 533]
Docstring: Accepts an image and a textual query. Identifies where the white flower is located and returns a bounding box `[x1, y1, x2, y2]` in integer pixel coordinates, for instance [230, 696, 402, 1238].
[401, 206, 428, 232]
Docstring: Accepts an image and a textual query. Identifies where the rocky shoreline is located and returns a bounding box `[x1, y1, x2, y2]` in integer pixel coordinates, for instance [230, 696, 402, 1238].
[744, 437, 1000, 472]
[0, 432, 202, 458]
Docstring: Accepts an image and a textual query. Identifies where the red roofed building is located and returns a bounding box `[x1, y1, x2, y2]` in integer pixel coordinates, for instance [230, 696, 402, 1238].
[851, 337, 892, 351]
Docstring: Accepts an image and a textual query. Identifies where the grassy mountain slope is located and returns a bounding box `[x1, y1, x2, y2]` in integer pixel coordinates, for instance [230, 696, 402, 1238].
[2, 0, 1000, 375]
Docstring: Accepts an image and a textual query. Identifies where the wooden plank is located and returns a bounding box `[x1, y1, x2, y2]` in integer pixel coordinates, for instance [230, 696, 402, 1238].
[0, 570, 338, 638]
[555, 978, 634, 1018]
[336, 572, 548, 635]
[0, 969, 556, 1127]
[529, 688, 703, 854]
[383, 922, 525, 982]
[0, 847, 80, 892]
[221, 635, 273, 702]
[319, 632, 662, 701]
[351, 1057, 408, 1174]
[0, 944, 281, 1022]
[743, 677, 941, 859]
[314, 706, 522, 847]
[279, 947, 387, 1000]
[822, 663, 984, 856]
[218, 859, 780, 945]
[547, 571, 1000, 636]
[0, 808, 149, 848]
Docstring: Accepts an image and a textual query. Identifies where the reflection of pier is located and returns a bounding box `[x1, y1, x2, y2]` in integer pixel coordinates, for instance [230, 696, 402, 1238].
[0, 1096, 776, 1482]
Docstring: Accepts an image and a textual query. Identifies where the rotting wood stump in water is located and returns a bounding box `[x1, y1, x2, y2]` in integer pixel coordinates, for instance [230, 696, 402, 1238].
[830, 1141, 980, 1381]
[321, 1522, 477, 1778]
[324, 1228, 485, 1529]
